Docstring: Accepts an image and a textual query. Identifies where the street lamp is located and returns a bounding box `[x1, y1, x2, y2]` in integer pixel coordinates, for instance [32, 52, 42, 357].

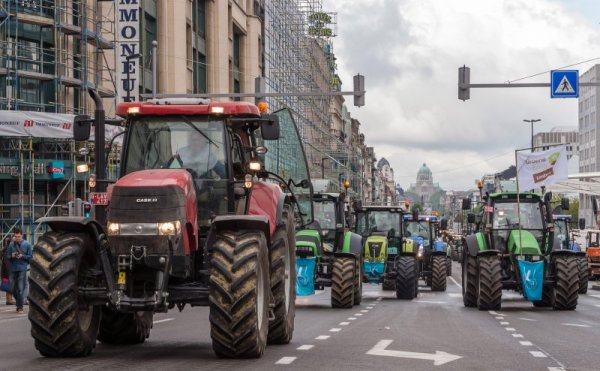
[523, 119, 541, 152]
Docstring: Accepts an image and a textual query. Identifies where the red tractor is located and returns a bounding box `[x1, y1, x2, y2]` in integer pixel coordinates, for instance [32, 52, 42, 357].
[28, 91, 313, 358]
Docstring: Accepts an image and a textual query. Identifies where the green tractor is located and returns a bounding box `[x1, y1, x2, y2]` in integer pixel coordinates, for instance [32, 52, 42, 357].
[462, 192, 580, 310]
[354, 206, 416, 294]
[295, 193, 363, 308]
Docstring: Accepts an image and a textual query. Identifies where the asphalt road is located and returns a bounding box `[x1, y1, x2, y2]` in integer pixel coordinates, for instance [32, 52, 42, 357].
[1, 261, 599, 371]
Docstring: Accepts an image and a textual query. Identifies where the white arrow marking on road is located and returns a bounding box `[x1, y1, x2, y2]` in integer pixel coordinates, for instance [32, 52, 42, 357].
[366, 340, 462, 366]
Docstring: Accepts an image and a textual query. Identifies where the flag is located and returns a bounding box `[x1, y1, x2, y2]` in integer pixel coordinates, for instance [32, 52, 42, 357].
[516, 145, 568, 190]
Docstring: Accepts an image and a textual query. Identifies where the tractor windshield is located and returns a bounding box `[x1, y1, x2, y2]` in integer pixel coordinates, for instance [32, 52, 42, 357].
[356, 211, 401, 237]
[405, 221, 431, 247]
[553, 219, 568, 246]
[491, 201, 543, 230]
[314, 200, 336, 230]
[123, 115, 228, 226]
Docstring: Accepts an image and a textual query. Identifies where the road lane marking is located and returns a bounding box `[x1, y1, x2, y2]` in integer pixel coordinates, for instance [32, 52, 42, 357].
[315, 335, 330, 340]
[275, 357, 296, 364]
[447, 293, 462, 298]
[505, 328, 516, 332]
[153, 318, 174, 324]
[520, 341, 533, 346]
[519, 318, 536, 321]
[512, 334, 524, 338]
[339, 322, 350, 326]
[449, 276, 462, 289]
[495, 316, 504, 320]
[366, 339, 462, 366]
[366, 306, 374, 309]
[595, 304, 600, 308]
[348, 317, 357, 320]
[589, 294, 600, 299]
[330, 328, 342, 332]
[560, 323, 590, 328]
[361, 310, 369, 313]
[355, 313, 363, 316]
[530, 351, 547, 358]
[297, 345, 314, 350]
[548, 367, 566, 371]
[488, 311, 500, 315]
[500, 322, 509, 325]
[0, 317, 28, 323]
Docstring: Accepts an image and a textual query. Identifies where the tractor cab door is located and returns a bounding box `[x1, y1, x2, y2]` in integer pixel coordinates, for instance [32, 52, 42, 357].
[261, 108, 313, 228]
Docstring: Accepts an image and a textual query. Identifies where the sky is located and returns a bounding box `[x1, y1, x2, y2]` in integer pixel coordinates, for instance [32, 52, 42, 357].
[326, 0, 600, 191]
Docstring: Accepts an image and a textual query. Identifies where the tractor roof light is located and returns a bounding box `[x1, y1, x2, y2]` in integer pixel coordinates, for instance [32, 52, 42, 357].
[257, 101, 268, 113]
[127, 106, 140, 115]
[249, 161, 262, 172]
[210, 106, 225, 114]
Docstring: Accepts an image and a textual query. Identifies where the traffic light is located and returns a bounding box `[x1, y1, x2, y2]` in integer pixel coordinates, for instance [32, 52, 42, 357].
[82, 202, 92, 218]
[353, 74, 365, 107]
[458, 66, 470, 101]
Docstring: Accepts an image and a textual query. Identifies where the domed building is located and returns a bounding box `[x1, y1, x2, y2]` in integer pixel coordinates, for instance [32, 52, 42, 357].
[406, 163, 444, 210]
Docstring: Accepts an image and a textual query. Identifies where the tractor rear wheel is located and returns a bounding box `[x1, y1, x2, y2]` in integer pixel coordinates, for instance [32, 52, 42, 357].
[533, 284, 555, 307]
[331, 257, 355, 308]
[577, 256, 589, 294]
[553, 256, 579, 310]
[353, 255, 363, 305]
[462, 255, 478, 307]
[28, 231, 101, 357]
[446, 257, 452, 276]
[395, 256, 417, 300]
[209, 230, 270, 358]
[268, 205, 296, 344]
[431, 255, 447, 291]
[476, 255, 502, 310]
[97, 309, 153, 344]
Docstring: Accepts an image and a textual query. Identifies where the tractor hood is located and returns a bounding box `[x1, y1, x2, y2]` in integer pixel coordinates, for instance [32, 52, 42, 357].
[115, 169, 195, 195]
[508, 230, 542, 256]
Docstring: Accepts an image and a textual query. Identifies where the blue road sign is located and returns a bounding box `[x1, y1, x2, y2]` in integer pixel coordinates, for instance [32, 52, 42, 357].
[551, 70, 579, 98]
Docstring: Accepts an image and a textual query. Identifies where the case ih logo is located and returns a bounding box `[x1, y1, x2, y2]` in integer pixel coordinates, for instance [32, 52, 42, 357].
[136, 198, 158, 203]
[62, 122, 72, 130]
[24, 120, 34, 127]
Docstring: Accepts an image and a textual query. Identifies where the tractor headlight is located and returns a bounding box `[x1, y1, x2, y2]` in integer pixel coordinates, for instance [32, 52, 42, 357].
[158, 221, 181, 236]
[417, 245, 424, 258]
[107, 222, 120, 236]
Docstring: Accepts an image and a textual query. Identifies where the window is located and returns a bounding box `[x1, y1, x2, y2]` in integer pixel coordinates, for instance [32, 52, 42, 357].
[193, 49, 207, 93]
[144, 13, 157, 70]
[193, 0, 206, 38]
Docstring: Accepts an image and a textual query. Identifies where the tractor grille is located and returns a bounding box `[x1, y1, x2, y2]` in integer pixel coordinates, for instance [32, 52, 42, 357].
[109, 185, 186, 223]
[590, 256, 600, 263]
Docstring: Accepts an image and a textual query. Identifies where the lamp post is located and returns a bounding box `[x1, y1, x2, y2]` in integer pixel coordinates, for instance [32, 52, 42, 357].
[523, 119, 541, 152]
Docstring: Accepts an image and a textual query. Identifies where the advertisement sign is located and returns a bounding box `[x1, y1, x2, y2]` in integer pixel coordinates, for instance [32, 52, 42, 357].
[47, 161, 65, 179]
[117, 0, 140, 102]
[516, 145, 568, 190]
[0, 111, 74, 138]
[0, 158, 73, 180]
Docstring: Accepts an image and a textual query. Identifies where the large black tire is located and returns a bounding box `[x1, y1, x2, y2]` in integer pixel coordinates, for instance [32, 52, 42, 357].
[431, 255, 447, 292]
[268, 205, 296, 344]
[97, 308, 153, 344]
[209, 230, 270, 358]
[395, 256, 417, 300]
[382, 278, 395, 291]
[331, 257, 355, 308]
[476, 256, 502, 310]
[533, 284, 555, 307]
[553, 256, 579, 310]
[353, 256, 363, 305]
[28, 231, 101, 357]
[462, 255, 478, 307]
[578, 256, 589, 294]
[446, 257, 452, 276]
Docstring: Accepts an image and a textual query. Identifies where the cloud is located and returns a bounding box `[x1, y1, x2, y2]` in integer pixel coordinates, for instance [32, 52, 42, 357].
[327, 0, 599, 190]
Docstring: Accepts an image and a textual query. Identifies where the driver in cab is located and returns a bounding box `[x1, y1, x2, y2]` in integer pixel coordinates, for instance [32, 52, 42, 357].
[175, 132, 225, 179]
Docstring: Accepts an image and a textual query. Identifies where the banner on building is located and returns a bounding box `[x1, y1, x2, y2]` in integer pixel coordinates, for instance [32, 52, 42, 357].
[0, 111, 75, 138]
[516, 145, 568, 190]
[117, 0, 140, 102]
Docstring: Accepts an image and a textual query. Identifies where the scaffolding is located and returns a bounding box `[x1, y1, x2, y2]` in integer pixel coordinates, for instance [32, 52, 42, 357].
[264, 1, 363, 192]
[0, 0, 119, 242]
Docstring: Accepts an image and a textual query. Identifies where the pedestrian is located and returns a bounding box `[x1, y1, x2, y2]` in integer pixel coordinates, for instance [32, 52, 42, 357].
[5, 228, 32, 313]
[1, 235, 16, 305]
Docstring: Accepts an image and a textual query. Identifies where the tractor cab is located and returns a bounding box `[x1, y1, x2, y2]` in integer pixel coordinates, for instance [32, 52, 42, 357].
[586, 231, 600, 278]
[552, 214, 581, 252]
[403, 215, 437, 259]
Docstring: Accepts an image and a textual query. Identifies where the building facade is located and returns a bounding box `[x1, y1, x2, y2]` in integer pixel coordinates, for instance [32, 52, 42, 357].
[532, 127, 579, 159]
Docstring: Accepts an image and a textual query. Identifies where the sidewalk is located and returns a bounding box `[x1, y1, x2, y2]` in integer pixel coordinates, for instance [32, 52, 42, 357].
[0, 292, 29, 318]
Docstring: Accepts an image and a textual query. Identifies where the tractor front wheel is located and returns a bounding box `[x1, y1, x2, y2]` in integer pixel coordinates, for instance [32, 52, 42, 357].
[331, 257, 355, 308]
[28, 232, 101, 357]
[209, 230, 270, 358]
[553, 256, 579, 310]
[577, 256, 589, 294]
[431, 255, 447, 291]
[446, 257, 452, 276]
[395, 256, 417, 300]
[268, 205, 296, 344]
[462, 254, 478, 308]
[97, 309, 153, 344]
[353, 255, 363, 305]
[476, 255, 502, 310]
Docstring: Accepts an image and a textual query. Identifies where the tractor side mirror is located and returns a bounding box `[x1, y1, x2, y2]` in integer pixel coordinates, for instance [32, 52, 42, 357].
[543, 191, 553, 204]
[467, 213, 475, 224]
[299, 179, 311, 189]
[73, 115, 92, 141]
[561, 198, 570, 210]
[260, 114, 280, 140]
[579, 218, 586, 230]
[461, 198, 471, 210]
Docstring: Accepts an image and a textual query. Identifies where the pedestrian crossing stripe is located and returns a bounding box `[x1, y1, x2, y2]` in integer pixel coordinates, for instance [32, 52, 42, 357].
[554, 76, 574, 94]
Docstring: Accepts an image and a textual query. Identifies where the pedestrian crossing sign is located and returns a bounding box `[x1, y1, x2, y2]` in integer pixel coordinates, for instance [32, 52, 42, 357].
[551, 70, 579, 98]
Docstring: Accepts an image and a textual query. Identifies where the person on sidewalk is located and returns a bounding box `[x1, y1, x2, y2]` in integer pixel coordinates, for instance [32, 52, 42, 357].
[5, 228, 32, 312]
[1, 235, 15, 305]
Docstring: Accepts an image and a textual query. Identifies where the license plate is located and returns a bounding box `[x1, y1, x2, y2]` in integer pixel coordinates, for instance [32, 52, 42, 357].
[90, 192, 109, 205]
[117, 272, 126, 285]
[387, 247, 398, 255]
